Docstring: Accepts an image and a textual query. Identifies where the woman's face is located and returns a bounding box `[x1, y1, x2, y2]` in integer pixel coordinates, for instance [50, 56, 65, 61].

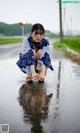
[31, 29, 44, 43]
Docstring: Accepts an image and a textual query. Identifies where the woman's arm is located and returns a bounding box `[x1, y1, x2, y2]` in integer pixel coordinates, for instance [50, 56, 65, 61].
[30, 65, 39, 80]
[16, 37, 36, 74]
[22, 37, 31, 54]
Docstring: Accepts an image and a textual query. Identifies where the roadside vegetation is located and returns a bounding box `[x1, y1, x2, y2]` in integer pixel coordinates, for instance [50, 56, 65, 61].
[0, 37, 23, 45]
[63, 37, 80, 53]
[54, 36, 80, 64]
[54, 37, 80, 53]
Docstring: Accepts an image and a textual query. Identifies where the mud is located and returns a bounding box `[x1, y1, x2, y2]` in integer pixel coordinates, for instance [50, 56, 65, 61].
[69, 53, 80, 64]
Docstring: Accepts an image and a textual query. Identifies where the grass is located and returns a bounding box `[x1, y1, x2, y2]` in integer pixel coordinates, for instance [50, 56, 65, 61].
[54, 37, 80, 53]
[53, 37, 80, 64]
[63, 37, 80, 53]
[54, 40, 71, 56]
[0, 37, 23, 44]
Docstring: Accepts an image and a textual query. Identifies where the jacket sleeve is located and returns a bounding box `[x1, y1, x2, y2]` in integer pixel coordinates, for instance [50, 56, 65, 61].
[38, 45, 54, 70]
[16, 37, 35, 72]
[22, 37, 31, 54]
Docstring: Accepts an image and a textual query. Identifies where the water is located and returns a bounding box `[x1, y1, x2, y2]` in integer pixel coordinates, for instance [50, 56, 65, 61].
[0, 58, 56, 133]
[0, 42, 80, 133]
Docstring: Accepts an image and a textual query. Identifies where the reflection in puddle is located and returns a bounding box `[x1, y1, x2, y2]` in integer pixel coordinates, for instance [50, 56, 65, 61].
[1, 54, 80, 132]
[18, 82, 53, 133]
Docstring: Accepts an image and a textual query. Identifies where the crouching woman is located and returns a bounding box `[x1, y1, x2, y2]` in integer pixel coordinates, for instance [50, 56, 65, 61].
[16, 23, 53, 82]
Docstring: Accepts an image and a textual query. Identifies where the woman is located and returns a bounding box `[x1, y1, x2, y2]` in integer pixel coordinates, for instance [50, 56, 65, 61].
[16, 23, 53, 82]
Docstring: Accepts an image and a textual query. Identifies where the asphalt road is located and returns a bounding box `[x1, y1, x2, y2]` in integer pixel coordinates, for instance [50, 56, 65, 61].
[0, 40, 80, 133]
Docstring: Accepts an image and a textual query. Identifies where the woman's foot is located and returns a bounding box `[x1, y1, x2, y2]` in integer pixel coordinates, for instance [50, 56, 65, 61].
[38, 70, 46, 82]
[38, 77, 44, 82]
[26, 75, 33, 83]
[38, 80, 44, 82]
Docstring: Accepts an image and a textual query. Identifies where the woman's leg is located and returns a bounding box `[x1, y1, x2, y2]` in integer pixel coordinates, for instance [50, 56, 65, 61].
[26, 49, 39, 81]
[36, 49, 47, 81]
[26, 49, 46, 81]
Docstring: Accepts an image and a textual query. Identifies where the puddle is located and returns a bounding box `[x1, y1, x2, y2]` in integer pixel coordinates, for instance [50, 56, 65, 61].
[0, 58, 56, 133]
[56, 60, 80, 133]
[0, 42, 80, 133]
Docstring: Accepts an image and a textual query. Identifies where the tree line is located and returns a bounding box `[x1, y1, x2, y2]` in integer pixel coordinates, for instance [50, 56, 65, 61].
[0, 22, 59, 37]
[0, 22, 32, 36]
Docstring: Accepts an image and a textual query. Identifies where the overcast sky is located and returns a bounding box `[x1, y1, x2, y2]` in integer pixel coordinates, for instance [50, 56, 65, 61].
[0, 0, 80, 33]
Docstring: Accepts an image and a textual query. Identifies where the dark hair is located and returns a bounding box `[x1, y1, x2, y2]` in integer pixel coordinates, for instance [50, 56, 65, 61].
[31, 23, 45, 34]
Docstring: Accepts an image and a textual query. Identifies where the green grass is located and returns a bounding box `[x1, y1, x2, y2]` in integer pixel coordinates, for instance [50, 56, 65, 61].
[0, 37, 23, 44]
[54, 41, 65, 49]
[54, 37, 80, 53]
[63, 37, 80, 53]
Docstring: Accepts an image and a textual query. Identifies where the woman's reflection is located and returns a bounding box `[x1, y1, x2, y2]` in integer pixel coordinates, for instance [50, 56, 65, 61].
[18, 82, 53, 133]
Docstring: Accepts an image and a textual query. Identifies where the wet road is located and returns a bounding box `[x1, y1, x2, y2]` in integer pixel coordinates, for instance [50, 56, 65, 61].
[0, 40, 80, 133]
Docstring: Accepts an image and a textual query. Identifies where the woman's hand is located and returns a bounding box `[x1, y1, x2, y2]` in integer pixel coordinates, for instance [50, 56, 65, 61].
[32, 72, 39, 80]
[39, 72, 45, 81]
[38, 64, 46, 81]
[30, 65, 39, 80]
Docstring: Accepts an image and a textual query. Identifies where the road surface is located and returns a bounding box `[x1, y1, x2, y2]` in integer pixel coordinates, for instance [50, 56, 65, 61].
[0, 40, 80, 133]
